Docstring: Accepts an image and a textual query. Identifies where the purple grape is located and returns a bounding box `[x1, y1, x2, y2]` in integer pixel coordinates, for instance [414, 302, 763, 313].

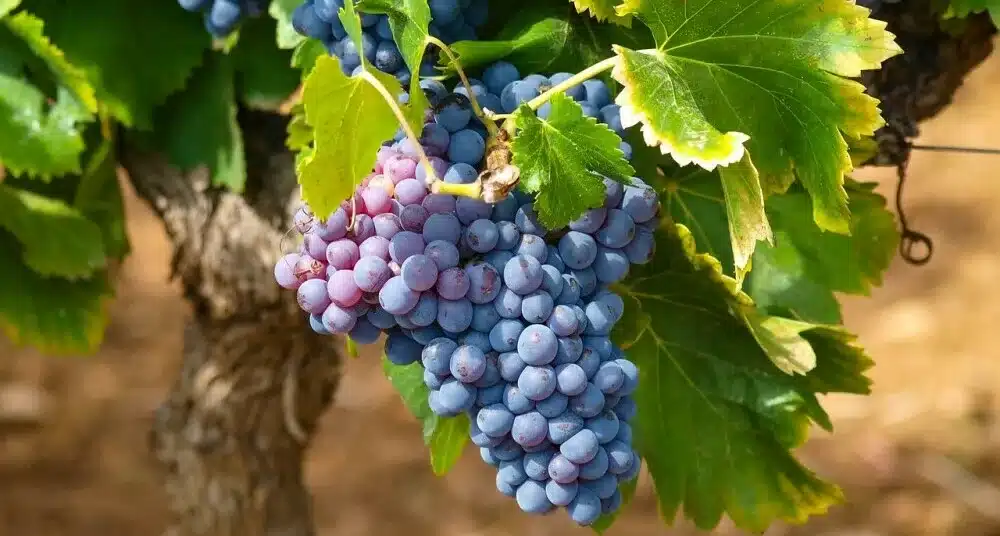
[437, 379, 477, 415]
[494, 286, 522, 319]
[399, 204, 429, 232]
[569, 383, 606, 418]
[556, 363, 588, 396]
[503, 255, 543, 295]
[489, 319, 525, 353]
[558, 231, 598, 269]
[518, 365, 557, 401]
[379, 275, 420, 314]
[547, 305, 578, 336]
[437, 297, 473, 333]
[321, 303, 357, 333]
[406, 292, 439, 327]
[455, 197, 492, 225]
[569, 208, 607, 234]
[548, 411, 584, 444]
[435, 266, 470, 300]
[450, 345, 487, 383]
[302, 233, 328, 260]
[464, 219, 499, 252]
[274, 253, 303, 289]
[536, 392, 569, 418]
[389, 231, 425, 264]
[516, 234, 548, 263]
[517, 324, 558, 365]
[498, 351, 528, 383]
[348, 317, 381, 344]
[495, 221, 521, 250]
[515, 203, 548, 235]
[359, 236, 391, 260]
[328, 269, 362, 307]
[471, 302, 501, 332]
[512, 411, 549, 448]
[401, 254, 439, 291]
[521, 290, 554, 324]
[423, 212, 462, 244]
[353, 256, 392, 292]
[620, 183, 659, 223]
[503, 384, 535, 414]
[465, 261, 502, 304]
[296, 278, 331, 315]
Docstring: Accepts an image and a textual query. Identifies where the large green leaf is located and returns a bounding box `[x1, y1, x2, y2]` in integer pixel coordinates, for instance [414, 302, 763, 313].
[298, 54, 401, 218]
[511, 93, 634, 228]
[615, 222, 874, 531]
[152, 53, 246, 192]
[0, 232, 112, 355]
[569, 0, 632, 25]
[445, 6, 652, 75]
[612, 0, 900, 239]
[0, 0, 21, 18]
[0, 182, 106, 279]
[382, 356, 470, 476]
[27, 0, 210, 127]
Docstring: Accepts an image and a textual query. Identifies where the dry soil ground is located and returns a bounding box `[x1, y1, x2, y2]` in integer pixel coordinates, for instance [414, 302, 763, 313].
[3, 50, 1000, 536]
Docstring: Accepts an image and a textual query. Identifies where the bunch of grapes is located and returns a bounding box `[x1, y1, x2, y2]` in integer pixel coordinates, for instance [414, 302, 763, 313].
[178, 0, 269, 37]
[274, 62, 653, 525]
[291, 0, 488, 82]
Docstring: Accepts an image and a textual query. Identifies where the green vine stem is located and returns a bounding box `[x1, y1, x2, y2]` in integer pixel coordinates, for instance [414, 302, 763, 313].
[427, 36, 500, 138]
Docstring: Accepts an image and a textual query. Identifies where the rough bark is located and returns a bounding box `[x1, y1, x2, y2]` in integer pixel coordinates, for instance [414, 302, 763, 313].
[121, 111, 341, 536]
[863, 1, 997, 166]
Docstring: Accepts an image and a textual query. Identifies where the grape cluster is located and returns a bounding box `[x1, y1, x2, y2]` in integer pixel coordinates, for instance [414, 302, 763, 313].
[274, 64, 652, 524]
[178, 0, 268, 38]
[291, 0, 488, 82]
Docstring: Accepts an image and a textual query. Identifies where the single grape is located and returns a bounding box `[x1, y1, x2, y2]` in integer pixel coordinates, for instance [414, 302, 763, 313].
[593, 246, 630, 283]
[422, 337, 459, 375]
[437, 379, 477, 415]
[495, 221, 521, 250]
[424, 368, 446, 390]
[567, 486, 602, 525]
[586, 408, 621, 445]
[547, 305, 579, 337]
[309, 313, 329, 334]
[385, 328, 423, 365]
[614, 422, 632, 445]
[366, 307, 397, 329]
[538, 265, 564, 297]
[437, 297, 473, 333]
[302, 233, 328, 260]
[389, 231, 425, 264]
[561, 428, 600, 464]
[516, 234, 548, 263]
[498, 351, 528, 383]
[359, 236, 390, 261]
[477, 383, 505, 406]
[434, 99, 472, 132]
[379, 275, 420, 314]
[546, 480, 579, 507]
[443, 162, 478, 184]
[548, 411, 585, 445]
[514, 203, 548, 236]
[515, 480, 553, 514]
[423, 212, 462, 244]
[521, 290, 554, 324]
[558, 231, 598, 270]
[490, 319, 525, 353]
[501, 80, 542, 114]
[595, 209, 636, 248]
[518, 365, 557, 401]
[578, 447, 609, 480]
[492, 195, 520, 223]
[296, 278, 331, 315]
[465, 261, 502, 304]
[424, 240, 460, 270]
[620, 183, 658, 223]
[498, 458, 529, 486]
[348, 317, 381, 344]
[274, 253, 303, 289]
[569, 383, 606, 418]
[582, 472, 618, 500]
[326, 239, 359, 269]
[555, 274, 581, 305]
[464, 219, 499, 253]
[615, 358, 639, 395]
[471, 302, 502, 332]
[449, 345, 487, 383]
[436, 266, 471, 300]
[475, 352, 502, 387]
[593, 362, 625, 394]
[400, 254, 439, 292]
[602, 488, 623, 514]
[448, 129, 486, 165]
[503, 255, 544, 295]
[455, 197, 493, 225]
[406, 292, 438, 327]
[548, 452, 580, 484]
[512, 411, 549, 448]
[605, 440, 634, 475]
[327, 269, 362, 307]
[491, 437, 525, 462]
[556, 363, 588, 396]
[583, 79, 611, 109]
[484, 250, 515, 273]
[517, 324, 558, 365]
[624, 224, 655, 264]
[502, 384, 535, 415]
[483, 61, 520, 96]
[572, 267, 598, 297]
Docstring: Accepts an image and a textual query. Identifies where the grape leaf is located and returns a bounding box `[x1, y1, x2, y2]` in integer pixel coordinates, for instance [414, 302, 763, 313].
[612, 0, 900, 235]
[0, 79, 89, 178]
[230, 16, 299, 110]
[298, 54, 400, 218]
[0, 183, 106, 279]
[3, 11, 97, 113]
[615, 222, 875, 531]
[269, 0, 305, 49]
[292, 38, 327, 78]
[28, 0, 210, 128]
[152, 53, 246, 192]
[0, 0, 20, 18]
[0, 232, 112, 355]
[948, 0, 1000, 23]
[745, 237, 843, 325]
[592, 462, 639, 533]
[286, 105, 313, 150]
[357, 0, 430, 134]
[570, 0, 632, 26]
[382, 356, 470, 476]
[511, 93, 634, 227]
[743, 313, 818, 376]
[73, 131, 130, 261]
[444, 6, 652, 75]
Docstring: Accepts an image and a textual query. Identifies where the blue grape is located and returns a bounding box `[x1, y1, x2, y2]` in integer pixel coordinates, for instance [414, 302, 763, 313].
[518, 365, 557, 401]
[593, 246, 629, 283]
[353, 256, 392, 292]
[583, 79, 611, 109]
[569, 208, 607, 234]
[501, 80, 542, 114]
[480, 446, 501, 466]
[401, 254, 439, 291]
[349, 317, 381, 344]
[612, 396, 636, 421]
[594, 362, 625, 394]
[555, 274, 581, 305]
[558, 231, 598, 269]
[385, 329, 423, 365]
[517, 324, 558, 365]
[548, 410, 585, 445]
[455, 197, 493, 225]
[422, 337, 458, 375]
[471, 302, 501, 332]
[379, 275, 420, 314]
[489, 319, 525, 353]
[477, 382, 505, 405]
[600, 104, 623, 134]
[516, 234, 548, 263]
[434, 100, 472, 132]
[478, 403, 515, 437]
[309, 313, 330, 334]
[624, 224, 655, 264]
[424, 239, 460, 270]
[605, 440, 634, 474]
[374, 40, 404, 72]
[547, 305, 578, 337]
[615, 358, 639, 395]
[583, 472, 618, 500]
[448, 129, 486, 165]
[491, 437, 524, 461]
[548, 452, 580, 483]
[579, 447, 609, 480]
[437, 379, 477, 415]
[498, 458, 529, 486]
[464, 219, 499, 252]
[547, 480, 579, 507]
[572, 267, 598, 298]
[568, 487, 602, 525]
[435, 267, 470, 300]
[483, 61, 520, 96]
[615, 421, 632, 444]
[570, 383, 606, 418]
[498, 351, 528, 383]
[437, 296, 473, 332]
[602, 489, 623, 514]
[424, 368, 446, 390]
[556, 363, 588, 396]
[450, 345, 487, 383]
[475, 352, 502, 387]
[366, 307, 397, 329]
[539, 265, 564, 297]
[443, 162, 477, 184]
[423, 213, 462, 244]
[596, 209, 635, 248]
[503, 384, 535, 414]
[495, 221, 521, 250]
[514, 203, 548, 236]
[389, 231, 425, 264]
[504, 255, 544, 295]
[561, 428, 599, 464]
[548, 72, 585, 101]
[322, 303, 356, 333]
[465, 261, 502, 304]
[207, 0, 245, 36]
[429, 0, 460, 24]
[493, 286, 522, 319]
[496, 473, 517, 496]
[179, 0, 211, 11]
[512, 411, 549, 448]
[587, 408, 620, 445]
[515, 480, 553, 514]
[536, 392, 568, 418]
[521, 291, 554, 324]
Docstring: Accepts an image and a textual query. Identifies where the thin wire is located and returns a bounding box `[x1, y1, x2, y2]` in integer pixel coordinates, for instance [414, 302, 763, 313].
[893, 154, 934, 266]
[910, 143, 1000, 156]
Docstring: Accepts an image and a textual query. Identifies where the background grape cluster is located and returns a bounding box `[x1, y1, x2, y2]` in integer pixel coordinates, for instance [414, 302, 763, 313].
[291, 0, 489, 81]
[273, 60, 653, 524]
[177, 0, 269, 37]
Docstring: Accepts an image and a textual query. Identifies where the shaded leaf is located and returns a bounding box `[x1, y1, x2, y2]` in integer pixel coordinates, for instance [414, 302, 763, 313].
[152, 53, 246, 192]
[0, 232, 112, 355]
[570, 0, 632, 26]
[427, 412, 469, 475]
[511, 93, 634, 227]
[230, 16, 299, 110]
[73, 130, 129, 261]
[0, 182, 106, 278]
[269, 0, 305, 49]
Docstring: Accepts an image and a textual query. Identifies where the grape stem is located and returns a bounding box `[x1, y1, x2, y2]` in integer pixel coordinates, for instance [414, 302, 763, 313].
[500, 57, 619, 135]
[431, 179, 482, 199]
[359, 70, 441, 184]
[427, 36, 500, 138]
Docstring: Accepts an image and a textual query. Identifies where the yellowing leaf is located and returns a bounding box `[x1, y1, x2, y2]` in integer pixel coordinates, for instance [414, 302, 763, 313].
[298, 54, 401, 218]
[612, 0, 901, 234]
[569, 0, 633, 26]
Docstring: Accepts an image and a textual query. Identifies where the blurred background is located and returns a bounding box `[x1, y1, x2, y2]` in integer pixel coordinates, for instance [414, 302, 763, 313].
[2, 38, 999, 536]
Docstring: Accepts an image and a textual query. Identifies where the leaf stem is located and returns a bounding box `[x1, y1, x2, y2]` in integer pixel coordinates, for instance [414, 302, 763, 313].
[431, 179, 482, 199]
[359, 70, 439, 184]
[526, 57, 618, 112]
[426, 36, 499, 137]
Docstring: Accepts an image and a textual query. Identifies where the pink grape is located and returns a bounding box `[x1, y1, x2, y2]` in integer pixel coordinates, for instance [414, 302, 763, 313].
[327, 269, 362, 307]
[354, 256, 393, 292]
[400, 204, 429, 232]
[314, 207, 348, 241]
[274, 253, 303, 289]
[303, 233, 328, 259]
[293, 254, 324, 281]
[385, 155, 418, 183]
[326, 239, 360, 269]
[362, 186, 393, 215]
[369, 174, 395, 196]
[296, 278, 330, 315]
[349, 214, 376, 242]
[373, 213, 403, 239]
[293, 207, 314, 234]
[322, 303, 357, 333]
[395, 179, 427, 205]
[359, 236, 391, 260]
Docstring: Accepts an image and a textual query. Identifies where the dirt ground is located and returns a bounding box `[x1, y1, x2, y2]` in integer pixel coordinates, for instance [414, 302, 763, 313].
[3, 52, 1000, 536]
